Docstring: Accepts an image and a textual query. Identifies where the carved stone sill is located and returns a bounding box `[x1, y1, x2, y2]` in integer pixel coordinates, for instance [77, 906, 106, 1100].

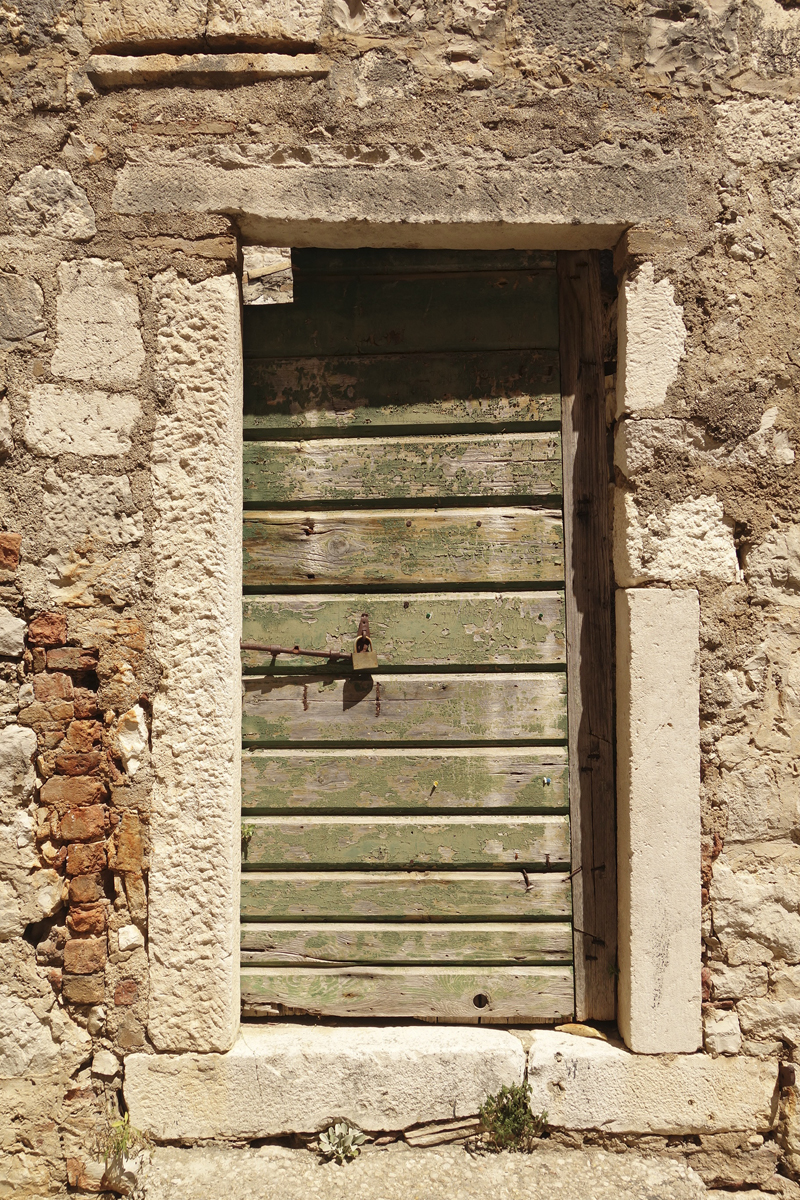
[86, 52, 328, 88]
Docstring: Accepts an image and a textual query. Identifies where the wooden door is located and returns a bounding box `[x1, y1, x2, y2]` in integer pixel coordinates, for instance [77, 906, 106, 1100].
[240, 249, 575, 1023]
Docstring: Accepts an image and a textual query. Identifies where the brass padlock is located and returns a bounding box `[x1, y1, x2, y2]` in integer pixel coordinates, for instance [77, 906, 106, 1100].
[352, 613, 379, 672]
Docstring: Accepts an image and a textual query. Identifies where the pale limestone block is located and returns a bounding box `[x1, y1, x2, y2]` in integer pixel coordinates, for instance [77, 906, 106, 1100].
[0, 726, 37, 824]
[616, 588, 701, 1053]
[6, 167, 96, 241]
[86, 52, 327, 87]
[616, 263, 686, 417]
[0, 273, 45, 349]
[0, 608, 25, 657]
[0, 399, 11, 457]
[116, 705, 148, 775]
[148, 270, 242, 1054]
[82, 0, 206, 47]
[124, 1024, 525, 1139]
[527, 1031, 777, 1133]
[716, 99, 800, 167]
[703, 1008, 742, 1055]
[0, 880, 21, 940]
[118, 924, 145, 952]
[0, 995, 62, 1075]
[24, 386, 141, 457]
[614, 491, 739, 587]
[51, 259, 144, 388]
[39, 468, 143, 608]
[711, 856, 800, 964]
[770, 964, 800, 999]
[723, 758, 800, 843]
[92, 1049, 121, 1079]
[744, 524, 800, 606]
[203, 0, 325, 44]
[738, 996, 800, 1044]
[709, 962, 768, 1001]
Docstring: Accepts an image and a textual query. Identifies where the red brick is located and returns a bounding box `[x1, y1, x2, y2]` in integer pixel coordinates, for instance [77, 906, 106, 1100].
[110, 812, 143, 873]
[60, 805, 108, 843]
[68, 875, 103, 904]
[18, 699, 74, 732]
[73, 688, 99, 719]
[28, 613, 67, 647]
[66, 842, 106, 876]
[46, 647, 99, 672]
[41, 776, 107, 815]
[32, 672, 74, 702]
[0, 532, 21, 572]
[66, 720, 103, 752]
[63, 936, 107, 975]
[114, 979, 138, 1007]
[62, 974, 104, 1004]
[68, 904, 107, 936]
[55, 751, 103, 776]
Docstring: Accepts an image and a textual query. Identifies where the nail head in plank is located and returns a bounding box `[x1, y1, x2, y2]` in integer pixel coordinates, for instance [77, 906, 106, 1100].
[242, 592, 566, 670]
[240, 921, 574, 965]
[242, 671, 568, 745]
[240, 870, 572, 920]
[241, 747, 567, 813]
[240, 964, 574, 1023]
[243, 508, 565, 588]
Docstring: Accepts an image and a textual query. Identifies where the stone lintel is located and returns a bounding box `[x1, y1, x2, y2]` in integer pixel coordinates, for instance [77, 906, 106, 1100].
[527, 1031, 779, 1135]
[123, 1024, 526, 1140]
[616, 588, 702, 1054]
[86, 53, 328, 88]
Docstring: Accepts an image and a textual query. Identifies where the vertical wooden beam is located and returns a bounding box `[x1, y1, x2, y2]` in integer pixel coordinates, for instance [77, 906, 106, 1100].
[557, 250, 617, 1021]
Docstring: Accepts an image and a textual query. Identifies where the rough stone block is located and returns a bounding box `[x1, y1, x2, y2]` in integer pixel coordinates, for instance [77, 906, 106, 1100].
[0, 273, 45, 349]
[614, 491, 739, 587]
[110, 812, 143, 873]
[526, 1031, 779, 1134]
[0, 607, 26, 657]
[711, 854, 800, 965]
[92, 1049, 120, 1079]
[62, 974, 105, 1004]
[68, 904, 107, 936]
[41, 776, 107, 814]
[0, 725, 37, 822]
[82, 0, 206, 48]
[147, 270, 242, 1055]
[68, 874, 104, 904]
[0, 398, 12, 458]
[63, 936, 107, 975]
[56, 751, 103, 776]
[703, 1007, 742, 1055]
[24, 386, 141, 458]
[60, 806, 108, 843]
[66, 842, 107, 876]
[117, 924, 145, 951]
[709, 962, 768, 1001]
[616, 588, 702, 1053]
[28, 613, 67, 647]
[46, 647, 99, 673]
[206, 0, 325, 44]
[73, 689, 99, 719]
[7, 166, 96, 240]
[616, 262, 686, 416]
[51, 259, 144, 387]
[716, 98, 800, 167]
[66, 720, 102, 752]
[124, 1025, 525, 1140]
[86, 52, 328, 86]
[0, 533, 21, 572]
[33, 672, 73, 702]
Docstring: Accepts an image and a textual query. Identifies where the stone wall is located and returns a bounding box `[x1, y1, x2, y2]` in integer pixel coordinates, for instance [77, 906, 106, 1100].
[1, 0, 800, 1193]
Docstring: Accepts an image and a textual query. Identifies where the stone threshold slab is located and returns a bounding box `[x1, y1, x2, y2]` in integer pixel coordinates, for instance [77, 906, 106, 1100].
[124, 1024, 781, 1143]
[86, 53, 328, 88]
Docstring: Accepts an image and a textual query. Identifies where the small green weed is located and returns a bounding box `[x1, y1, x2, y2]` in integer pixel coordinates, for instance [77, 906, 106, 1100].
[241, 823, 255, 859]
[479, 1082, 547, 1152]
[102, 1111, 149, 1167]
[318, 1121, 368, 1164]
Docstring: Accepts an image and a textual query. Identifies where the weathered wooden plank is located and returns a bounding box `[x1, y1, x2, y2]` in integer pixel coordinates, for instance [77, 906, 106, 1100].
[242, 592, 566, 670]
[243, 270, 559, 357]
[241, 748, 567, 814]
[242, 508, 564, 588]
[240, 964, 574, 1022]
[243, 350, 560, 433]
[291, 249, 557, 276]
[240, 870, 572, 920]
[240, 921, 574, 965]
[558, 250, 616, 1021]
[242, 814, 570, 869]
[243, 433, 562, 504]
[242, 672, 567, 745]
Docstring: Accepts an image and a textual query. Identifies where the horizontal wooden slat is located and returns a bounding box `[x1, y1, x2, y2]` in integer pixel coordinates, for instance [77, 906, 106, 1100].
[243, 433, 562, 505]
[240, 922, 573, 965]
[243, 350, 560, 433]
[242, 672, 567, 745]
[242, 814, 569, 870]
[243, 508, 564, 588]
[240, 964, 574, 1022]
[291, 249, 557, 275]
[243, 271, 559, 358]
[242, 592, 565, 670]
[240, 871, 572, 920]
[241, 748, 567, 814]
